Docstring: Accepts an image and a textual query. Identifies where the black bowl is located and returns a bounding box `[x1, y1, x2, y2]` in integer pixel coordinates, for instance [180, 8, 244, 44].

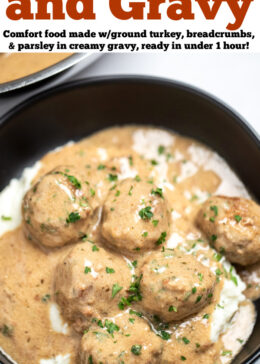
[0, 76, 259, 364]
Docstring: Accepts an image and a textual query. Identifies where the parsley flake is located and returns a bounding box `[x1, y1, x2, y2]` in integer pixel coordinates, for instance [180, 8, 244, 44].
[131, 345, 142, 356]
[234, 215, 242, 223]
[151, 187, 164, 198]
[112, 283, 123, 298]
[84, 266, 91, 274]
[156, 232, 167, 246]
[66, 211, 80, 224]
[139, 206, 153, 220]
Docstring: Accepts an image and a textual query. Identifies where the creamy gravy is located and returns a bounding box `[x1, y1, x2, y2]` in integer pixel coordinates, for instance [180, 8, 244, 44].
[0, 126, 257, 364]
[0, 53, 72, 84]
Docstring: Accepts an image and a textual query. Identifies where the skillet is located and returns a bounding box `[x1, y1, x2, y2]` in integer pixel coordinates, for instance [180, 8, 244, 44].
[0, 76, 259, 364]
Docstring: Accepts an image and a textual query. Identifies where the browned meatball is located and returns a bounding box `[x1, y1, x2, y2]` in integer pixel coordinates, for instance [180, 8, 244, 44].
[101, 179, 171, 254]
[140, 250, 216, 322]
[78, 313, 163, 364]
[22, 166, 94, 248]
[197, 196, 260, 266]
[54, 242, 131, 333]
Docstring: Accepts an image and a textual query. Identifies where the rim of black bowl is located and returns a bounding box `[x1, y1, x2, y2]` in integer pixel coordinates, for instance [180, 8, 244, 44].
[0, 53, 90, 93]
[0, 75, 259, 147]
[0, 75, 259, 364]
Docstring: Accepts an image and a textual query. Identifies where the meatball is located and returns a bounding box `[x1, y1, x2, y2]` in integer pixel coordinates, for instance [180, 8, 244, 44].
[101, 179, 171, 254]
[54, 242, 131, 333]
[22, 166, 94, 248]
[78, 314, 163, 364]
[140, 250, 215, 322]
[197, 196, 260, 266]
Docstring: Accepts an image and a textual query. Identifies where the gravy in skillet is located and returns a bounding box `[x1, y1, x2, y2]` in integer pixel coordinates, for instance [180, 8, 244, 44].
[0, 53, 71, 84]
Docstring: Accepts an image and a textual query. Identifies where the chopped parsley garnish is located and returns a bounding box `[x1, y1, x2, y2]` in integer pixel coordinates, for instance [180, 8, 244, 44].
[112, 283, 123, 298]
[129, 309, 143, 317]
[158, 330, 171, 340]
[88, 355, 93, 364]
[1, 215, 12, 221]
[198, 272, 203, 281]
[156, 232, 167, 246]
[129, 318, 135, 323]
[215, 268, 222, 276]
[139, 206, 153, 220]
[118, 297, 129, 310]
[98, 320, 103, 328]
[108, 174, 118, 182]
[118, 275, 143, 309]
[128, 274, 142, 298]
[211, 234, 217, 242]
[66, 175, 81, 189]
[128, 156, 133, 166]
[131, 260, 138, 268]
[90, 188, 95, 197]
[190, 195, 198, 201]
[92, 245, 99, 252]
[151, 187, 164, 198]
[66, 211, 80, 223]
[209, 217, 215, 223]
[195, 295, 202, 303]
[203, 314, 209, 319]
[182, 337, 190, 344]
[104, 319, 119, 337]
[221, 350, 232, 356]
[26, 217, 31, 225]
[184, 291, 191, 301]
[180, 356, 187, 361]
[158, 145, 165, 154]
[152, 220, 159, 227]
[192, 287, 197, 294]
[151, 159, 158, 166]
[234, 215, 242, 222]
[169, 305, 178, 312]
[97, 164, 106, 170]
[131, 345, 142, 356]
[210, 205, 218, 216]
[41, 294, 51, 303]
[229, 267, 238, 286]
[84, 266, 91, 274]
[128, 185, 134, 196]
[106, 267, 115, 274]
[142, 231, 148, 237]
[135, 175, 141, 182]
[213, 252, 222, 261]
[54, 171, 81, 189]
[1, 325, 13, 337]
[115, 190, 120, 197]
[147, 179, 154, 184]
